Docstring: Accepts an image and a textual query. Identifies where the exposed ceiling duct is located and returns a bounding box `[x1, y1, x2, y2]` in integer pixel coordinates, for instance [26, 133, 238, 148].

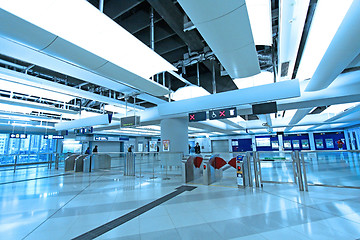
[177, 0, 260, 79]
[0, 0, 176, 96]
[305, 0, 360, 91]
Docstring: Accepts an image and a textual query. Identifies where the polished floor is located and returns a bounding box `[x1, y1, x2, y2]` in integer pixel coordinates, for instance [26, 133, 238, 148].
[1, 166, 360, 240]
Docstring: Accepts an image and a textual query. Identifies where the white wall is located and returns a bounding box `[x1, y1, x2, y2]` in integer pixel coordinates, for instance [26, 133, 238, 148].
[93, 141, 122, 153]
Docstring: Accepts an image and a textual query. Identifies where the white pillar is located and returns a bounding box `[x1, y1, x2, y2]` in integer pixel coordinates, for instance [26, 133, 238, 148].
[278, 134, 284, 151]
[308, 132, 316, 150]
[251, 135, 256, 151]
[344, 130, 351, 150]
[160, 117, 188, 154]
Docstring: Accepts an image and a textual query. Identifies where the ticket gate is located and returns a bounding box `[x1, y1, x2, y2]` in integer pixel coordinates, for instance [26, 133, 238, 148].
[182, 155, 203, 183]
[235, 155, 252, 188]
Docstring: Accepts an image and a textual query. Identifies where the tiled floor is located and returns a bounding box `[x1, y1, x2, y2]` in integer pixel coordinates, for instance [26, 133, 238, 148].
[1, 166, 360, 240]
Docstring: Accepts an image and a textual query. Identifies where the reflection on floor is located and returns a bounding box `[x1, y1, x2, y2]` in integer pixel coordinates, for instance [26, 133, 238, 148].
[1, 167, 360, 240]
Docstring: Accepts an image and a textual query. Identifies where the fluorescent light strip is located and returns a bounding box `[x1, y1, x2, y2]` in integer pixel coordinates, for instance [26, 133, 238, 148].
[296, 0, 353, 80]
[172, 85, 210, 101]
[245, 0, 272, 46]
[233, 71, 274, 89]
[278, 0, 310, 80]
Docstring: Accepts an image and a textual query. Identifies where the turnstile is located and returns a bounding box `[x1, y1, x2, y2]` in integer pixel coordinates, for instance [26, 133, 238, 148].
[64, 154, 79, 171]
[182, 155, 203, 183]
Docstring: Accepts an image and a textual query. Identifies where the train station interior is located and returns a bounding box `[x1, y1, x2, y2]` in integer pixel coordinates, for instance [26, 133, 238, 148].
[1, 0, 360, 239]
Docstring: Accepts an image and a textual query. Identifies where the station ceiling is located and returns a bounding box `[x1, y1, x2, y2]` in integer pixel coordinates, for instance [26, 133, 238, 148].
[0, 0, 359, 136]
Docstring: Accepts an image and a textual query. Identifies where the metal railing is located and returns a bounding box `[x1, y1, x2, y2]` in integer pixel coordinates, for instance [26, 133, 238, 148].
[300, 150, 360, 190]
[62, 151, 184, 180]
[0, 152, 71, 172]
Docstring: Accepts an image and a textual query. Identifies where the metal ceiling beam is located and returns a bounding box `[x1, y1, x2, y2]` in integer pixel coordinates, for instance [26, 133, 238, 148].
[147, 0, 237, 92]
[105, 0, 144, 20]
[147, 0, 205, 51]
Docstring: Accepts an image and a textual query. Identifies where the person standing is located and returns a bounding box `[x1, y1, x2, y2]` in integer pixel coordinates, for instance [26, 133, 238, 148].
[194, 142, 201, 154]
[85, 147, 90, 154]
[337, 139, 344, 150]
[93, 145, 98, 153]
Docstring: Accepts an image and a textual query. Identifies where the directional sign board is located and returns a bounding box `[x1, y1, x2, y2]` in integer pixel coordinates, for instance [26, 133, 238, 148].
[189, 111, 207, 122]
[121, 116, 140, 128]
[209, 107, 237, 120]
[44, 135, 64, 139]
[10, 133, 27, 139]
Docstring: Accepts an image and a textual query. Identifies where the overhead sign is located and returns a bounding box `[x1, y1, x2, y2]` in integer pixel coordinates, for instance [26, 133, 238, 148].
[44, 135, 64, 139]
[189, 111, 207, 122]
[119, 137, 130, 141]
[10, 133, 27, 139]
[121, 116, 140, 128]
[209, 107, 237, 120]
[94, 136, 108, 141]
[252, 102, 277, 115]
[74, 127, 93, 135]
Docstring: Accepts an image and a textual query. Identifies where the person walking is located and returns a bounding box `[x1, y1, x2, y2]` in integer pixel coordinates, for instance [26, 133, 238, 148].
[194, 142, 201, 154]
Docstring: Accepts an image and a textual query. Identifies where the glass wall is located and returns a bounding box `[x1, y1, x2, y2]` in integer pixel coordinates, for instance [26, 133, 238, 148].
[0, 134, 58, 166]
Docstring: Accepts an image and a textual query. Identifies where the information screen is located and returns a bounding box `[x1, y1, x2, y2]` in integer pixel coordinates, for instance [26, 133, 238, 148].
[284, 140, 292, 149]
[271, 141, 279, 149]
[292, 140, 300, 149]
[315, 139, 324, 148]
[256, 138, 271, 147]
[301, 139, 309, 149]
[325, 139, 334, 148]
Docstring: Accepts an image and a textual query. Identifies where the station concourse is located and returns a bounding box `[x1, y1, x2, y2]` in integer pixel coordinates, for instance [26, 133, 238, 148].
[0, 0, 360, 239]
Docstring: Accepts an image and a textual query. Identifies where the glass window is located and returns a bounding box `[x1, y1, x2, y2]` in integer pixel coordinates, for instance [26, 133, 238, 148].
[9, 138, 20, 154]
[0, 134, 11, 165]
[0, 134, 8, 155]
[40, 137, 49, 153]
[30, 135, 40, 154]
[19, 137, 30, 154]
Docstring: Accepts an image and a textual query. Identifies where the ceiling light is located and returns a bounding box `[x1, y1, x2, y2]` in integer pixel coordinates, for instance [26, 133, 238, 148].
[245, 0, 272, 46]
[296, 0, 353, 80]
[233, 71, 274, 89]
[322, 103, 360, 115]
[172, 85, 210, 101]
[278, 0, 310, 80]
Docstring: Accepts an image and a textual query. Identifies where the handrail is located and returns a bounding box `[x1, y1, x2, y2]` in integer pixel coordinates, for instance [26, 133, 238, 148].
[300, 150, 360, 153]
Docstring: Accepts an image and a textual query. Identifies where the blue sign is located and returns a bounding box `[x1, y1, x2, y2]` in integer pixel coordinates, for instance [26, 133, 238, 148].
[10, 133, 27, 139]
[94, 136, 108, 141]
[119, 137, 129, 141]
[44, 135, 64, 139]
[236, 155, 244, 161]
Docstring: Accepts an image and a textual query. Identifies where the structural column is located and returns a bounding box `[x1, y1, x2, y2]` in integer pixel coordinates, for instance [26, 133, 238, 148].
[160, 117, 188, 154]
[308, 132, 316, 150]
[278, 134, 284, 151]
